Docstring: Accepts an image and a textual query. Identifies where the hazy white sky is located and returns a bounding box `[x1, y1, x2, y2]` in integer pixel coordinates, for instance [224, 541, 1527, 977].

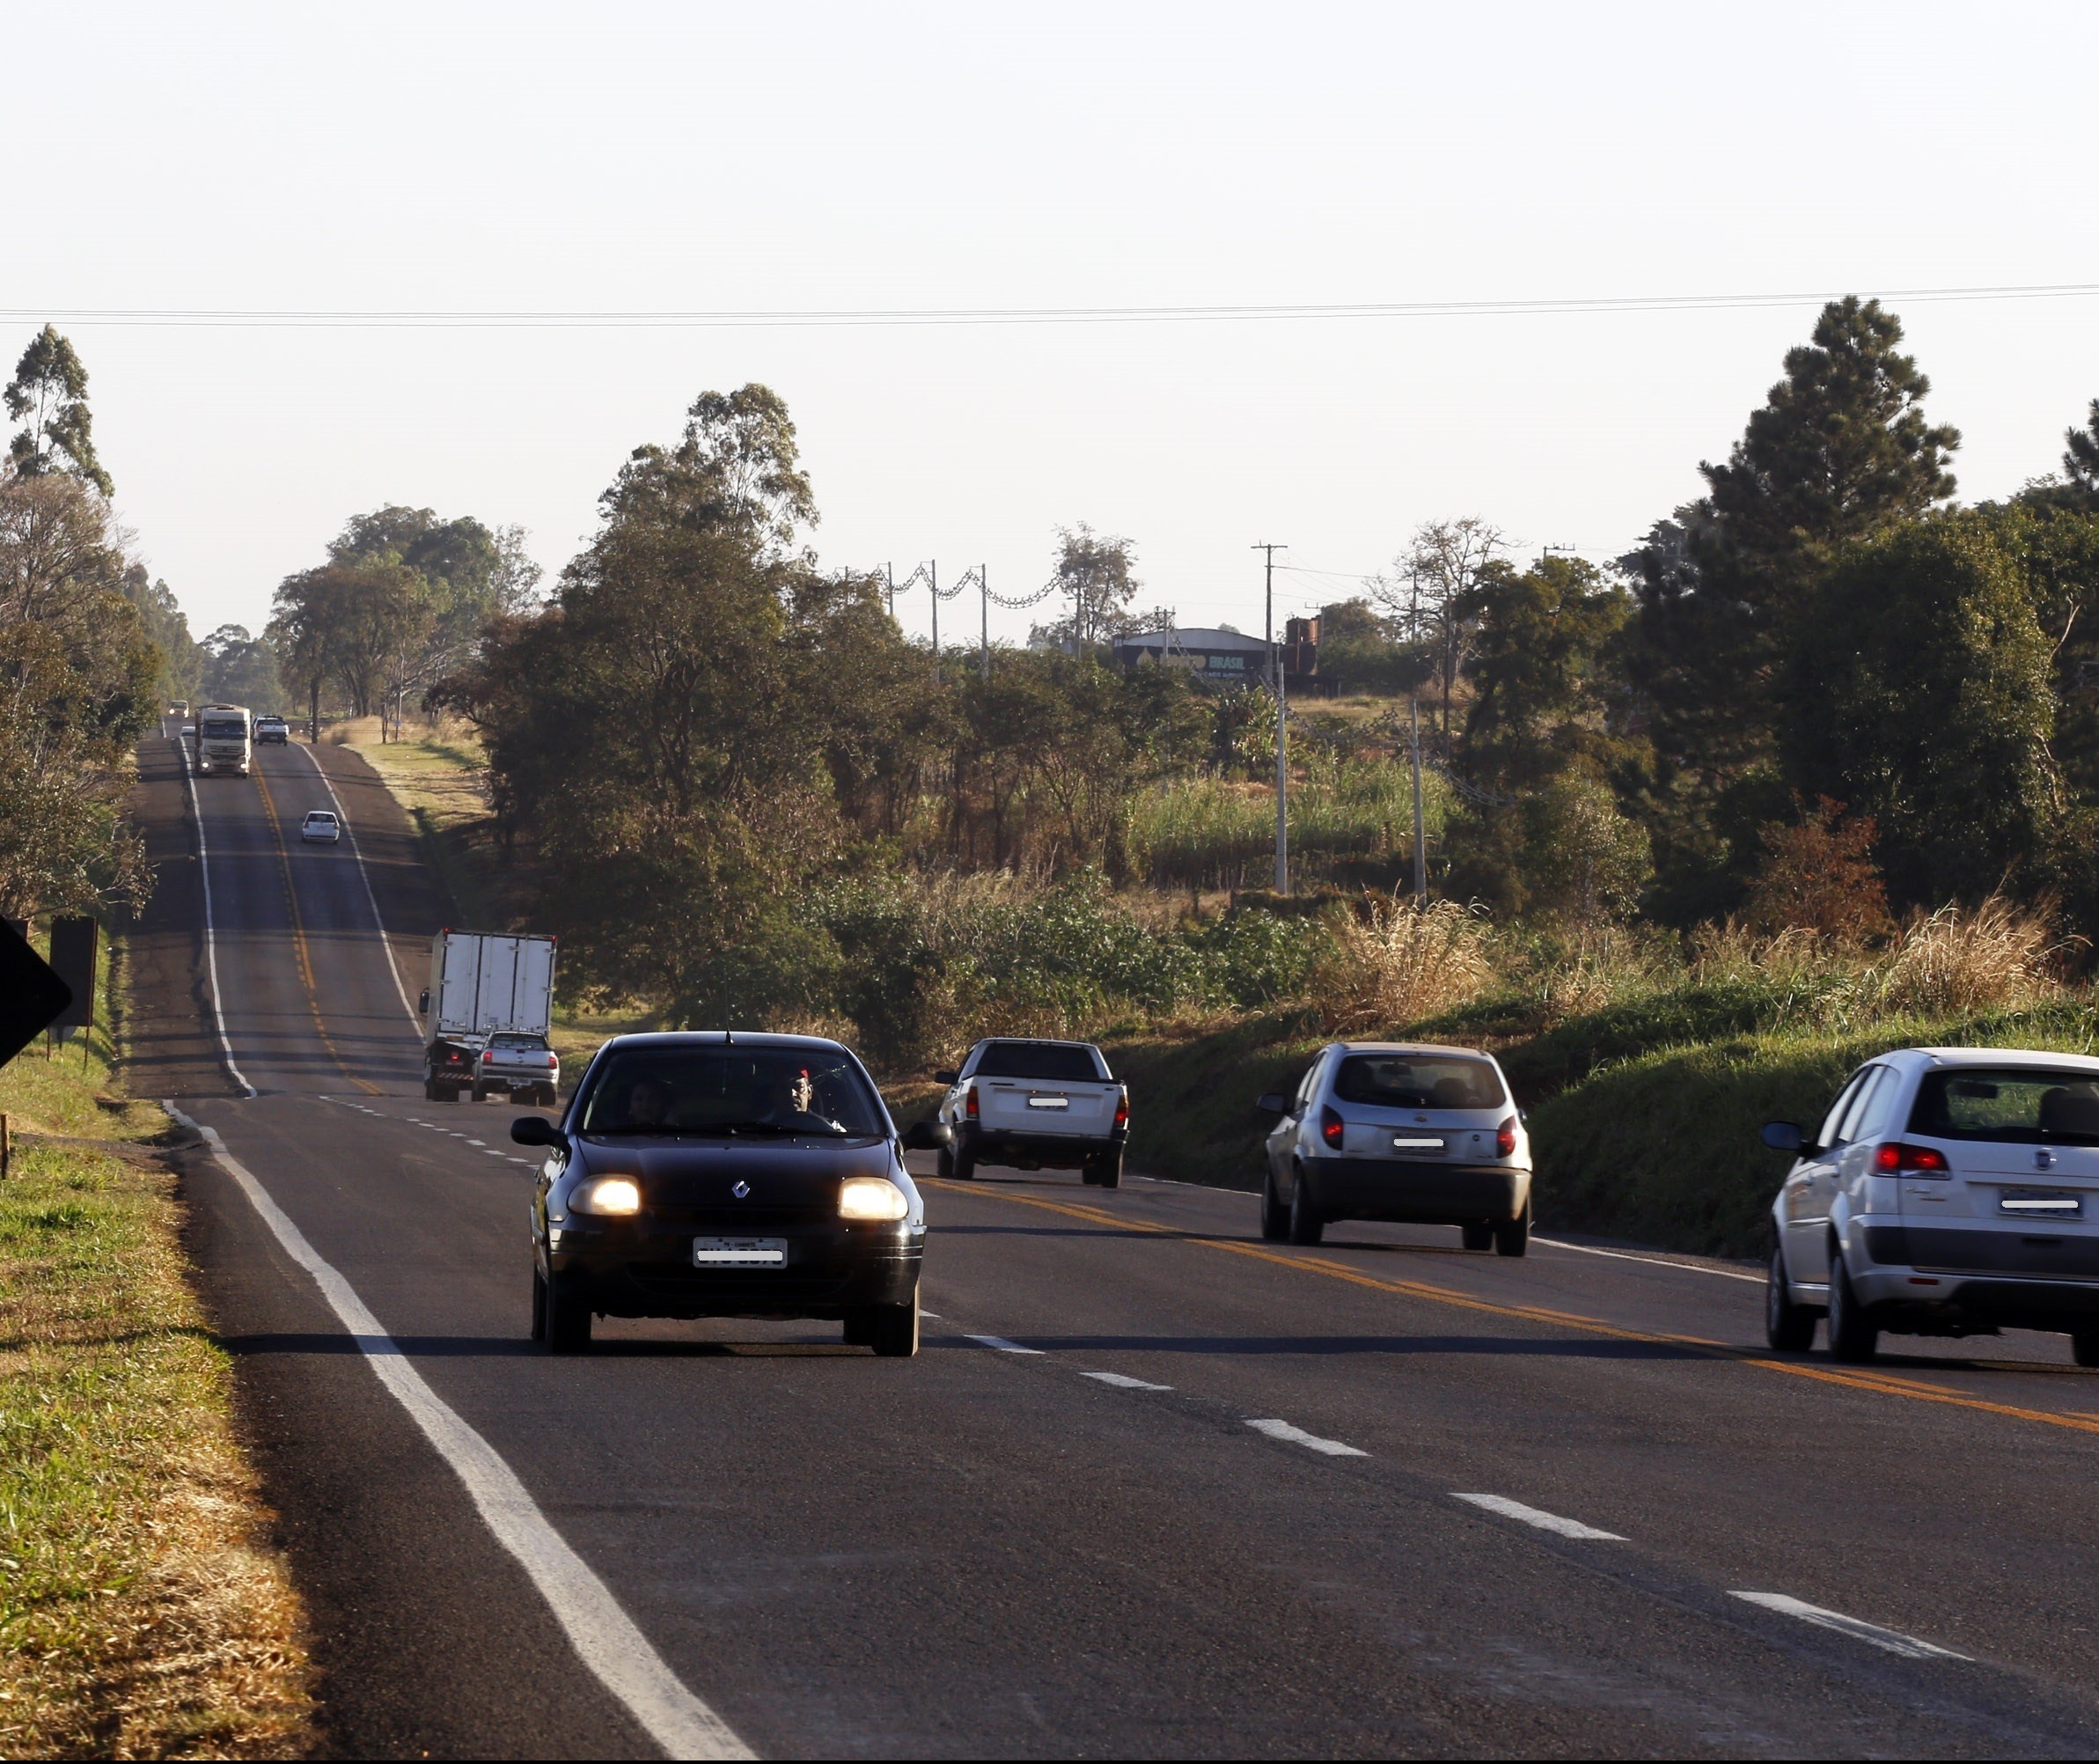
[7, 0, 2096, 644]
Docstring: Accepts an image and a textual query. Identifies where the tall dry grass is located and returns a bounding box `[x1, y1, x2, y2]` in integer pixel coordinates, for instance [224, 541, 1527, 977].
[1311, 897, 1494, 1034]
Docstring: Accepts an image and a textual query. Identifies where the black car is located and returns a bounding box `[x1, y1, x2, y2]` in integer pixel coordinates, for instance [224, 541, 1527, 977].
[512, 1032, 949, 1356]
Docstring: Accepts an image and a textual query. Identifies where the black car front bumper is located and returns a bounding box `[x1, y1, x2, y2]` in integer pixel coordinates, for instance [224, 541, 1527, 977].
[1301, 1157, 1529, 1225]
[545, 1216, 921, 1320]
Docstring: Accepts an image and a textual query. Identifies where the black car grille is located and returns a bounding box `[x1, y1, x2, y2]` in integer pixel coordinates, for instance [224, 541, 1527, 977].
[649, 1205, 833, 1231]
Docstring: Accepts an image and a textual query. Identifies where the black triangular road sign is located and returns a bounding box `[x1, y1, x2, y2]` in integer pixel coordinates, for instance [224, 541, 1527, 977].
[0, 921, 73, 1067]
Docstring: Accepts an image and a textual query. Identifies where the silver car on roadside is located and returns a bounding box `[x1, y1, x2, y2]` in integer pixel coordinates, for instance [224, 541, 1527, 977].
[1257, 1041, 1532, 1253]
[1763, 1047, 2099, 1363]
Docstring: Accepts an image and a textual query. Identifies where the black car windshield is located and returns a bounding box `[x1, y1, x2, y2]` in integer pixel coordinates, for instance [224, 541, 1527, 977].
[1333, 1053, 1505, 1110]
[972, 1042, 1103, 1081]
[1910, 1069, 2099, 1144]
[578, 1046, 886, 1137]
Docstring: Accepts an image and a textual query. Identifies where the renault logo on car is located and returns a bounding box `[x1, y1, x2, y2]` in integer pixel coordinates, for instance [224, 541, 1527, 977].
[732, 1180, 751, 1198]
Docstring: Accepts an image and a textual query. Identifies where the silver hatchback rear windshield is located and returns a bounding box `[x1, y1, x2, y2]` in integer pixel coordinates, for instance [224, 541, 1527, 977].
[1910, 1069, 2099, 1145]
[1333, 1054, 1504, 1111]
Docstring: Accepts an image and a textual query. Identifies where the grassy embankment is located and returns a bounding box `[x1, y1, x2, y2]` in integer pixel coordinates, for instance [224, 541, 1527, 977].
[0, 934, 311, 1757]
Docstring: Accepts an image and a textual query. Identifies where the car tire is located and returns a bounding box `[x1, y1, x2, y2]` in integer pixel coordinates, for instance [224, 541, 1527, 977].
[867, 1294, 920, 1358]
[951, 1145, 976, 1181]
[842, 1311, 874, 1348]
[423, 1078, 439, 1102]
[470, 1084, 488, 1104]
[935, 1143, 955, 1181]
[1765, 1242, 1816, 1352]
[2073, 1329, 2099, 1368]
[1259, 1172, 1288, 1241]
[1826, 1249, 1879, 1363]
[544, 1270, 592, 1354]
[1288, 1167, 1324, 1246]
[1494, 1202, 1531, 1258]
[1088, 1150, 1122, 1189]
[530, 1265, 547, 1341]
[1461, 1224, 1494, 1253]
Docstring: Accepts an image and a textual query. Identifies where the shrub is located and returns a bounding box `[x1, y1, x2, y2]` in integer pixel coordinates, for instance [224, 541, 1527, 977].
[1310, 897, 1494, 1034]
[1868, 895, 2080, 1018]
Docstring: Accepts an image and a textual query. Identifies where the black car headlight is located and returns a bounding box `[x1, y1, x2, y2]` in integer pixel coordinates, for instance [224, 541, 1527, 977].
[570, 1176, 642, 1216]
[839, 1177, 909, 1221]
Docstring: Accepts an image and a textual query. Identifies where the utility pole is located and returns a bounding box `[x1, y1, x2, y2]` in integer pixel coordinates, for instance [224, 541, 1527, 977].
[980, 565, 990, 681]
[929, 560, 939, 658]
[1409, 691, 1427, 906]
[1251, 542, 1288, 893]
[885, 562, 894, 620]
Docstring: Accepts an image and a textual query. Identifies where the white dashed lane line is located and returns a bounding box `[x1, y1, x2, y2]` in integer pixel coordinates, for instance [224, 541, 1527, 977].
[1451, 1493, 1626, 1540]
[1244, 1418, 1369, 1458]
[965, 1334, 1045, 1356]
[466, 1139, 487, 1146]
[1729, 1592, 1971, 1660]
[1083, 1371, 1173, 1392]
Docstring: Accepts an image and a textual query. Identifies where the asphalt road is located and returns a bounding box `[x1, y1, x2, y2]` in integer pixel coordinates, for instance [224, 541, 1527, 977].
[131, 722, 2099, 1759]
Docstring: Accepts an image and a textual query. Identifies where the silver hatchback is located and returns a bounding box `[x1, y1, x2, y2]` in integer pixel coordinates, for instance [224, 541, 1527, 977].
[1257, 1041, 1532, 1253]
[1763, 1047, 2099, 1362]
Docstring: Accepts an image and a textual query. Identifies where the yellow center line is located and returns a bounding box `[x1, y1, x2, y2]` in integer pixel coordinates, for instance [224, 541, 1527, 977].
[254, 761, 380, 1095]
[923, 1177, 2099, 1440]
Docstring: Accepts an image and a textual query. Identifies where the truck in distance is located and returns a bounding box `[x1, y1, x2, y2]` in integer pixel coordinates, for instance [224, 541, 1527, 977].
[194, 703, 253, 776]
[419, 930, 558, 1104]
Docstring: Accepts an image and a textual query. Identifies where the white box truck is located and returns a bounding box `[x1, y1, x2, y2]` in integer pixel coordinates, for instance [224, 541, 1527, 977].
[418, 931, 559, 1104]
[194, 703, 253, 776]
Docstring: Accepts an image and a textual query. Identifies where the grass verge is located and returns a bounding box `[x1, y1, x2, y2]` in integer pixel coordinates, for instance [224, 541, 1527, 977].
[1, 937, 312, 1758]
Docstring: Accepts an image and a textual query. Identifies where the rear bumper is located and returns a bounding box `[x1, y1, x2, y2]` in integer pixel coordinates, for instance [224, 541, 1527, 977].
[1303, 1157, 1529, 1224]
[1858, 1223, 2099, 1331]
[958, 1123, 1122, 1168]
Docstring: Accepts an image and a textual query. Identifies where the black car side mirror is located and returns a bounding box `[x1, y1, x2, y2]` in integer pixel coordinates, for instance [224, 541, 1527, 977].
[932, 1069, 959, 1086]
[901, 1118, 953, 1151]
[418, 989, 430, 1014]
[1256, 1092, 1288, 1114]
[1761, 1121, 1805, 1153]
[511, 1115, 562, 1147]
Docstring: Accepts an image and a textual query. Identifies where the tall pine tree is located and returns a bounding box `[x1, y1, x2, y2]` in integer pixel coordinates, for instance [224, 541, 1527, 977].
[1622, 297, 1959, 921]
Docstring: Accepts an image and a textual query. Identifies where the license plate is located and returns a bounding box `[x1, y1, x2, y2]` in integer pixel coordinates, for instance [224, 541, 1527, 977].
[1026, 1096, 1069, 1110]
[1391, 1136, 1447, 1156]
[693, 1237, 788, 1267]
[2000, 1191, 2082, 1217]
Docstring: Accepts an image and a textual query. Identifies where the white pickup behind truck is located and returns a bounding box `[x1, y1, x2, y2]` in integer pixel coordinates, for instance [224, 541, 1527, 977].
[418, 931, 559, 1104]
[932, 1038, 1129, 1187]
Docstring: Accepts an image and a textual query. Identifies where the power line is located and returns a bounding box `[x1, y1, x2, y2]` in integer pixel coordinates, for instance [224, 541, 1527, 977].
[6, 281, 2099, 329]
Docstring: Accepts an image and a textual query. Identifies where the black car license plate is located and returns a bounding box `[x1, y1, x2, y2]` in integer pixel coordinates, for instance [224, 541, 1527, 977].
[693, 1237, 787, 1267]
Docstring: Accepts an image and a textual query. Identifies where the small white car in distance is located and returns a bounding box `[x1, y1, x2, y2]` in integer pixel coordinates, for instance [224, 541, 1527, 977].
[299, 810, 341, 844]
[1763, 1047, 2099, 1363]
[1258, 1042, 1532, 1253]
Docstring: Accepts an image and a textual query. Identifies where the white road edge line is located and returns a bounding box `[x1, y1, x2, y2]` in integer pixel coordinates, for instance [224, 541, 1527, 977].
[173, 734, 256, 1098]
[1244, 1418, 1368, 1458]
[1728, 1591, 1971, 1660]
[1083, 1371, 1174, 1392]
[1533, 1237, 1763, 1283]
[1451, 1493, 1626, 1540]
[165, 1106, 751, 1760]
[965, 1334, 1044, 1355]
[290, 741, 422, 1031]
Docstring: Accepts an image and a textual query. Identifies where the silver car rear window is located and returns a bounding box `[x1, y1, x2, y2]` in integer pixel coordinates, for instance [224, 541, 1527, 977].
[1333, 1055, 1504, 1110]
[1910, 1069, 2099, 1145]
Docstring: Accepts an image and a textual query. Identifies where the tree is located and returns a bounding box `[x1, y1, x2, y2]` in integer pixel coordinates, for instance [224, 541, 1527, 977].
[1455, 555, 1635, 793]
[5, 326, 113, 496]
[198, 624, 285, 710]
[598, 384, 815, 559]
[1780, 511, 2053, 908]
[1372, 518, 1505, 761]
[1742, 798, 1892, 942]
[120, 567, 202, 703]
[1622, 298, 1960, 922]
[2066, 397, 2099, 499]
[1032, 525, 1141, 651]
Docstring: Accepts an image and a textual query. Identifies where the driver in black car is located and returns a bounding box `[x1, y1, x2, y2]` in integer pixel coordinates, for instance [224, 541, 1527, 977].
[758, 1065, 842, 1134]
[623, 1077, 672, 1129]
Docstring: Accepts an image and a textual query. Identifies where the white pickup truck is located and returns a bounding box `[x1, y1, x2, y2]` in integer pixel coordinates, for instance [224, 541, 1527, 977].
[932, 1038, 1129, 1187]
